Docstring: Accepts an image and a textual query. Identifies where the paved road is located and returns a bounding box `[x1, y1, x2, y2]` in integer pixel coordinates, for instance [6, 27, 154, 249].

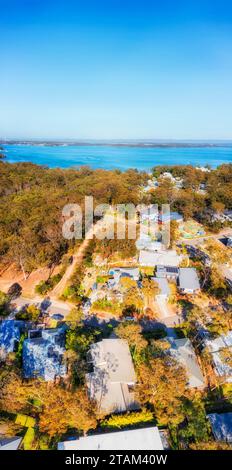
[180, 228, 232, 246]
[12, 296, 72, 318]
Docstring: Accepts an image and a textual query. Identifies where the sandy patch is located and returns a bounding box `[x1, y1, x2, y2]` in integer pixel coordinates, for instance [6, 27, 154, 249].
[0, 264, 60, 298]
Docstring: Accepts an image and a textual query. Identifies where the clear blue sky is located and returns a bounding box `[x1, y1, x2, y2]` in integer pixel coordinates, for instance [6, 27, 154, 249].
[1, 0, 232, 140]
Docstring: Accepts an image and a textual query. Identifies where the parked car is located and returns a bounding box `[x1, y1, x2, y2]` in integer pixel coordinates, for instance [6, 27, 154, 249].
[7, 283, 22, 300]
[50, 313, 64, 320]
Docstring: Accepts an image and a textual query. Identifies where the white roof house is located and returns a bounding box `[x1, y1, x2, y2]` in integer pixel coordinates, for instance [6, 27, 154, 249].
[168, 338, 205, 389]
[178, 268, 200, 294]
[160, 212, 184, 224]
[161, 171, 174, 180]
[138, 205, 159, 222]
[86, 338, 138, 413]
[136, 235, 163, 252]
[58, 426, 164, 450]
[208, 413, 232, 443]
[204, 331, 232, 383]
[139, 249, 181, 267]
[109, 268, 140, 284]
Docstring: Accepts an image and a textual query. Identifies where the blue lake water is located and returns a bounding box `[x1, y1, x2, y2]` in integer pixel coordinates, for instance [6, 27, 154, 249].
[2, 144, 232, 171]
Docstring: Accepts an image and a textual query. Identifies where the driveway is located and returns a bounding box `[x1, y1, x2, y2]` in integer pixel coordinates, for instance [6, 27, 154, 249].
[156, 297, 174, 319]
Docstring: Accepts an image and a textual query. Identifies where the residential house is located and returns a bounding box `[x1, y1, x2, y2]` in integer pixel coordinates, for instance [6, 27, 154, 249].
[58, 426, 164, 450]
[159, 172, 183, 189]
[143, 178, 159, 192]
[224, 210, 232, 222]
[185, 245, 211, 266]
[227, 236, 232, 248]
[139, 249, 181, 268]
[211, 210, 232, 224]
[207, 413, 232, 443]
[136, 234, 163, 252]
[0, 320, 24, 355]
[86, 338, 138, 414]
[156, 265, 179, 280]
[160, 171, 174, 180]
[211, 212, 228, 223]
[139, 205, 159, 223]
[168, 337, 205, 389]
[0, 437, 22, 450]
[108, 267, 140, 285]
[196, 166, 211, 172]
[23, 326, 67, 381]
[159, 211, 183, 224]
[178, 268, 200, 294]
[204, 331, 232, 384]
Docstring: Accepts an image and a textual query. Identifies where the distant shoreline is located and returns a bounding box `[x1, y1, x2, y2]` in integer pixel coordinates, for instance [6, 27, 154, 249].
[2, 142, 231, 171]
[1, 140, 232, 148]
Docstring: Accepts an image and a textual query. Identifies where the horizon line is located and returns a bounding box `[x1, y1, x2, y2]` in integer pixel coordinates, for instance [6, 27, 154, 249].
[1, 138, 232, 143]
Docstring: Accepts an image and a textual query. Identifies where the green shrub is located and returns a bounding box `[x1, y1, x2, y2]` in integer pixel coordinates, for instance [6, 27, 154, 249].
[15, 333, 26, 365]
[0, 290, 10, 316]
[35, 272, 63, 295]
[96, 275, 110, 283]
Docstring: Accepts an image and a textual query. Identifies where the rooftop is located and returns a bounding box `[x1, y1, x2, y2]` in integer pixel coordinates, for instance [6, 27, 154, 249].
[178, 268, 200, 291]
[86, 338, 138, 413]
[208, 413, 232, 443]
[0, 436, 22, 450]
[156, 265, 179, 277]
[0, 320, 23, 354]
[136, 236, 163, 252]
[159, 212, 183, 223]
[58, 426, 164, 450]
[23, 326, 67, 382]
[109, 267, 140, 282]
[204, 331, 232, 382]
[169, 338, 205, 389]
[139, 249, 181, 267]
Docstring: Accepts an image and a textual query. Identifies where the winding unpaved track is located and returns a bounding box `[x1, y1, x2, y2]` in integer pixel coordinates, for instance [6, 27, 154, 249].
[50, 217, 106, 299]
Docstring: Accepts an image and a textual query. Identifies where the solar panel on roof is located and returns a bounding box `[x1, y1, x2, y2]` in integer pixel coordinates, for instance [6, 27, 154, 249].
[166, 267, 178, 273]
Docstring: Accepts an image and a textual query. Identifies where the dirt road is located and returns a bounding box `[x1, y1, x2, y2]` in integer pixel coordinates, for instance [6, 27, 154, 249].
[50, 217, 107, 299]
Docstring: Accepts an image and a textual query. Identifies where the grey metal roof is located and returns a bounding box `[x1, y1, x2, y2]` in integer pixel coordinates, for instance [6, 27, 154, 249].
[169, 338, 205, 388]
[86, 338, 138, 413]
[178, 268, 200, 291]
